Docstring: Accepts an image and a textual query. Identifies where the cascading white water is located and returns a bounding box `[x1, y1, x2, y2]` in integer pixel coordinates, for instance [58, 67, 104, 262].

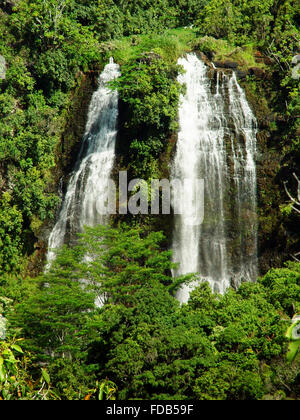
[172, 53, 258, 303]
[46, 59, 120, 265]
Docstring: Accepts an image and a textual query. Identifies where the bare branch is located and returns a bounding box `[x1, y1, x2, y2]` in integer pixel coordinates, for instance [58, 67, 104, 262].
[285, 174, 300, 261]
[284, 174, 300, 212]
[293, 173, 300, 201]
[291, 254, 300, 263]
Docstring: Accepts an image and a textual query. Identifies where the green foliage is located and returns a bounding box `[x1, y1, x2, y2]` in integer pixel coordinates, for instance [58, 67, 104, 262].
[0, 0, 197, 274]
[193, 362, 264, 400]
[260, 262, 300, 315]
[94, 0, 203, 40]
[46, 358, 95, 400]
[269, 1, 299, 71]
[10, 0, 101, 93]
[286, 320, 300, 363]
[185, 281, 289, 400]
[109, 28, 196, 65]
[8, 224, 298, 400]
[191, 36, 262, 69]
[112, 55, 184, 178]
[76, 224, 188, 305]
[196, 0, 298, 50]
[5, 57, 35, 96]
[98, 379, 117, 400]
[83, 228, 300, 399]
[0, 0, 299, 401]
[0, 340, 56, 400]
[96, 0, 177, 39]
[0, 88, 59, 271]
[113, 57, 182, 130]
[9, 224, 191, 398]
[13, 245, 96, 360]
[0, 193, 23, 274]
[0, 0, 295, 277]
[35, 49, 76, 93]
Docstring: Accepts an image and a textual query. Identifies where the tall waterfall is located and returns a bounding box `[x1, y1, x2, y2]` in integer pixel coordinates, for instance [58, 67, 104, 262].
[46, 59, 120, 264]
[172, 53, 258, 303]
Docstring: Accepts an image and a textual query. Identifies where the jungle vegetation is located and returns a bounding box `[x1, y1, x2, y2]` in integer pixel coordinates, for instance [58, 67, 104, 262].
[0, 0, 299, 400]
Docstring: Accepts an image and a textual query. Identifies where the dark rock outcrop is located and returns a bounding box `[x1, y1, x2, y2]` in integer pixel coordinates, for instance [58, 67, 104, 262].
[214, 60, 239, 69]
[1, 0, 19, 14]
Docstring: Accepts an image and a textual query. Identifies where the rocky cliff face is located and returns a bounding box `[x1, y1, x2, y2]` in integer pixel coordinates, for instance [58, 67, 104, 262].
[39, 51, 298, 276]
[29, 71, 99, 274]
[198, 51, 299, 275]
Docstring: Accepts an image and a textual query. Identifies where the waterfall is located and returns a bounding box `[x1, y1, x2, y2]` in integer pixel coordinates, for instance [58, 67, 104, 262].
[172, 53, 258, 303]
[46, 59, 120, 265]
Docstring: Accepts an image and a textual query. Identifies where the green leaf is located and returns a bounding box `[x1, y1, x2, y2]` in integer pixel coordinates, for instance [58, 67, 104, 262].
[41, 368, 50, 385]
[0, 365, 5, 382]
[11, 344, 23, 354]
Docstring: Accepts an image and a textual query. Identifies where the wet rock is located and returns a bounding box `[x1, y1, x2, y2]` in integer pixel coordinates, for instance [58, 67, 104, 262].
[0, 55, 6, 80]
[263, 56, 275, 66]
[196, 51, 213, 68]
[213, 61, 224, 68]
[214, 60, 239, 69]
[254, 50, 264, 64]
[236, 69, 248, 80]
[249, 67, 271, 80]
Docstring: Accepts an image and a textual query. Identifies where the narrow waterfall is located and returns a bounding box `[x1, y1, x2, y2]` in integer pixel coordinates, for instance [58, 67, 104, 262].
[46, 59, 120, 264]
[172, 53, 258, 303]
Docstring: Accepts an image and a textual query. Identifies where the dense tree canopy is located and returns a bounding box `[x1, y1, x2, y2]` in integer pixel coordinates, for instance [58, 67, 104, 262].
[0, 0, 299, 400]
[1, 225, 299, 400]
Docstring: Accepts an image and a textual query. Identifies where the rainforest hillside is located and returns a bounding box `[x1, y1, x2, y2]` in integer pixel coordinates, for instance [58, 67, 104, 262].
[0, 0, 299, 401]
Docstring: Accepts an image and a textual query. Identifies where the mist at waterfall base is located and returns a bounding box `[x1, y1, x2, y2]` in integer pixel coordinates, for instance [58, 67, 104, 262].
[172, 53, 258, 304]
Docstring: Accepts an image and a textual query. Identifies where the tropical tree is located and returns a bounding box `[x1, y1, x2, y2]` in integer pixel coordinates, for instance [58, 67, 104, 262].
[284, 173, 300, 262]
